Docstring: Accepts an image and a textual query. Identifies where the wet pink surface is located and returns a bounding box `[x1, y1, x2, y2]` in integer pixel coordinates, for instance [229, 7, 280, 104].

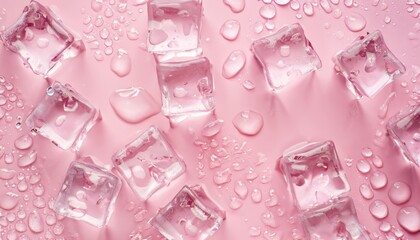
[0, 0, 419, 239]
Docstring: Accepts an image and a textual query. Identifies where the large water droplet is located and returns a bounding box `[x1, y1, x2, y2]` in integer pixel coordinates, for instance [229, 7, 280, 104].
[303, 2, 314, 16]
[0, 193, 19, 210]
[232, 110, 264, 136]
[223, 0, 245, 13]
[222, 50, 246, 79]
[388, 182, 411, 205]
[18, 150, 37, 168]
[356, 159, 371, 173]
[110, 49, 131, 77]
[370, 171, 387, 189]
[369, 200, 388, 219]
[344, 12, 366, 32]
[28, 212, 43, 233]
[234, 181, 248, 199]
[220, 20, 240, 41]
[0, 169, 15, 180]
[397, 207, 420, 233]
[14, 134, 33, 150]
[109, 87, 160, 123]
[260, 4, 277, 19]
[359, 183, 374, 200]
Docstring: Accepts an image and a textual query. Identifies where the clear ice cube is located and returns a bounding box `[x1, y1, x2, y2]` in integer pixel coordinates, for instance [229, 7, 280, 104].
[302, 197, 370, 240]
[151, 185, 225, 240]
[147, 0, 202, 54]
[25, 81, 100, 151]
[279, 141, 350, 210]
[333, 30, 406, 98]
[387, 103, 420, 167]
[0, 1, 85, 77]
[156, 57, 215, 116]
[251, 23, 322, 90]
[53, 159, 121, 228]
[112, 126, 186, 201]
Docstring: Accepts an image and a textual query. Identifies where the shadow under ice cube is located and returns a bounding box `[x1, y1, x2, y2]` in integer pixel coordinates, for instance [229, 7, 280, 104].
[251, 23, 322, 90]
[157, 57, 215, 117]
[53, 160, 121, 228]
[0, 1, 85, 77]
[112, 126, 186, 201]
[25, 81, 100, 151]
[387, 103, 420, 167]
[151, 185, 225, 240]
[333, 30, 406, 98]
[147, 0, 202, 54]
[302, 197, 370, 240]
[279, 141, 350, 210]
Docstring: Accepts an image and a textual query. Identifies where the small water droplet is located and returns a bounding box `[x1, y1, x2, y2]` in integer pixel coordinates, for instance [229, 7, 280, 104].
[222, 50, 246, 79]
[220, 19, 240, 41]
[223, 0, 245, 13]
[320, 0, 332, 13]
[234, 181, 248, 199]
[356, 159, 371, 173]
[369, 200, 388, 219]
[251, 188, 262, 203]
[344, 12, 367, 32]
[303, 2, 314, 16]
[370, 171, 388, 189]
[253, 21, 264, 33]
[388, 182, 411, 205]
[229, 197, 243, 210]
[290, 0, 300, 10]
[249, 226, 261, 236]
[201, 119, 224, 137]
[260, 4, 277, 19]
[361, 147, 373, 158]
[232, 110, 264, 136]
[372, 155, 383, 168]
[91, 0, 103, 12]
[110, 49, 131, 77]
[261, 211, 279, 228]
[213, 168, 232, 185]
[28, 212, 43, 233]
[359, 183, 374, 200]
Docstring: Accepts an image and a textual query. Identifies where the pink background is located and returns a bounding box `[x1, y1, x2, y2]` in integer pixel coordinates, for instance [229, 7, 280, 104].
[0, 0, 419, 239]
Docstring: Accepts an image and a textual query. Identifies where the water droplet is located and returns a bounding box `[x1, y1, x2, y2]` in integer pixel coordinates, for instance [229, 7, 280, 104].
[378, 92, 395, 119]
[370, 171, 387, 189]
[372, 155, 383, 168]
[234, 181, 248, 199]
[344, 12, 366, 32]
[213, 168, 232, 185]
[265, 189, 279, 207]
[0, 193, 19, 210]
[303, 2, 314, 16]
[127, 27, 140, 40]
[45, 214, 56, 226]
[232, 110, 264, 136]
[109, 87, 160, 123]
[131, 0, 147, 5]
[379, 221, 392, 232]
[384, 16, 391, 24]
[361, 147, 373, 158]
[14, 134, 33, 150]
[274, 0, 290, 5]
[369, 200, 388, 219]
[110, 49, 131, 77]
[100, 28, 110, 39]
[242, 80, 255, 90]
[344, 0, 353, 7]
[18, 150, 37, 168]
[4, 153, 14, 164]
[0, 168, 15, 180]
[53, 222, 64, 235]
[223, 0, 245, 13]
[356, 159, 371, 173]
[222, 50, 246, 79]
[220, 19, 240, 41]
[261, 211, 279, 228]
[290, 0, 300, 10]
[201, 120, 224, 137]
[229, 197, 243, 210]
[251, 188, 262, 203]
[359, 183, 374, 200]
[388, 182, 411, 205]
[320, 0, 332, 13]
[33, 197, 46, 209]
[91, 0, 103, 12]
[28, 212, 43, 233]
[17, 180, 28, 192]
[15, 220, 27, 233]
[29, 173, 41, 185]
[397, 207, 420, 233]
[260, 4, 277, 19]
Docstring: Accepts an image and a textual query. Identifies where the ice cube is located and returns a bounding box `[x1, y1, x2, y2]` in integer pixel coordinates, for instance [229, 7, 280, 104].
[112, 126, 186, 201]
[279, 141, 350, 210]
[25, 81, 100, 151]
[387, 103, 420, 167]
[251, 23, 322, 90]
[302, 197, 370, 240]
[333, 30, 406, 98]
[147, 0, 202, 54]
[151, 185, 225, 240]
[0, 1, 85, 77]
[53, 159, 121, 228]
[156, 57, 215, 116]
